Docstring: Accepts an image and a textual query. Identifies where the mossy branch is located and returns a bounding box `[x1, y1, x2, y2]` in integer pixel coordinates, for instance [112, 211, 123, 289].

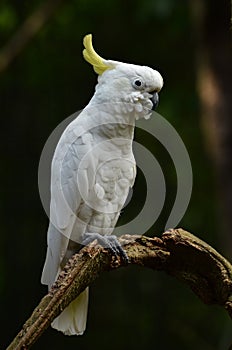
[6, 228, 232, 350]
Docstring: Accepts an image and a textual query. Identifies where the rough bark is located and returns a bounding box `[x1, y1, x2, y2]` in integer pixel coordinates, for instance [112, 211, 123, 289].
[6, 229, 232, 350]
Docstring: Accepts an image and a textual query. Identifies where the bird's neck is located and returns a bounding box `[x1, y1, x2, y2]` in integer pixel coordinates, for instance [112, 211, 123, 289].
[86, 99, 136, 141]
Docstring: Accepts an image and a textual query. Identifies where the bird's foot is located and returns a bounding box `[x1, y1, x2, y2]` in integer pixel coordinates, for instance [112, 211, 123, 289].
[82, 232, 128, 264]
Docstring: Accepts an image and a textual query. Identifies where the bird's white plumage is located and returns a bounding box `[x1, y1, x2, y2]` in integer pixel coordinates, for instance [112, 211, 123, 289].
[41, 34, 163, 336]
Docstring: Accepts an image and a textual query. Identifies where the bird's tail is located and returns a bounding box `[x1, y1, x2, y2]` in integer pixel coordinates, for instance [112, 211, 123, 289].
[51, 287, 89, 336]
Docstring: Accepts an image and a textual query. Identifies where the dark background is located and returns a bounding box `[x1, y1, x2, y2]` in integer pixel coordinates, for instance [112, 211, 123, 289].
[1, 0, 231, 349]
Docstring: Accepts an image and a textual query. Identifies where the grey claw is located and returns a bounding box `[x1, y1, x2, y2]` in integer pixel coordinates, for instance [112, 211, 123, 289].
[82, 233, 128, 264]
[107, 236, 129, 263]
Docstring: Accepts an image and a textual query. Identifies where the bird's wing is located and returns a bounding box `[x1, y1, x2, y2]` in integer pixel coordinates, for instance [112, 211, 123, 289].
[41, 115, 94, 287]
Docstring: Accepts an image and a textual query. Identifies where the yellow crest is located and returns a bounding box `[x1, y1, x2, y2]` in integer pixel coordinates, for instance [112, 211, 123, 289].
[83, 34, 111, 75]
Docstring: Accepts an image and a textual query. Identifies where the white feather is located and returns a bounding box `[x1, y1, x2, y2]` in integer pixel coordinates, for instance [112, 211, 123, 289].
[51, 288, 89, 336]
[41, 51, 163, 336]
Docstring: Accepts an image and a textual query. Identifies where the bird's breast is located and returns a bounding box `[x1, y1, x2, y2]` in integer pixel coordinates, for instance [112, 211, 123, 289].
[77, 153, 136, 236]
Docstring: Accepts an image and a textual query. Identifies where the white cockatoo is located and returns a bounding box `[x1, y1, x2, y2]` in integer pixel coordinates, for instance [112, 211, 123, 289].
[41, 34, 163, 336]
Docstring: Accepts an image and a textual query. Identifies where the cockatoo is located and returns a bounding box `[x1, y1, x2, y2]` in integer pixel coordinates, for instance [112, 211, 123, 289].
[41, 34, 163, 336]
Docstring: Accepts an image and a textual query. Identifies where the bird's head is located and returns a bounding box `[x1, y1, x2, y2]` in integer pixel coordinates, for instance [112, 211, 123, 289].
[83, 34, 163, 119]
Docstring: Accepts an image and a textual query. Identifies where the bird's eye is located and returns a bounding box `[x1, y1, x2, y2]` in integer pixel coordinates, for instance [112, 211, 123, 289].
[134, 79, 142, 87]
[132, 78, 144, 90]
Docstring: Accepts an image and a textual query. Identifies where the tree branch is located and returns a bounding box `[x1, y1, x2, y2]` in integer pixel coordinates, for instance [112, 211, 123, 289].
[6, 228, 232, 350]
[0, 0, 65, 74]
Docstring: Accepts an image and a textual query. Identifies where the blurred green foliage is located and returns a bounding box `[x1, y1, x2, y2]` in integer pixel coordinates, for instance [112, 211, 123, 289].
[0, 0, 230, 349]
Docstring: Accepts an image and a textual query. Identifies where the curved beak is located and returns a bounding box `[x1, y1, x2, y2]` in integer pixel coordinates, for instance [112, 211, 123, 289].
[150, 92, 159, 110]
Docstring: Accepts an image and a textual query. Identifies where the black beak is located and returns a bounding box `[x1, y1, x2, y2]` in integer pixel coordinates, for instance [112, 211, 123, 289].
[150, 92, 159, 111]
